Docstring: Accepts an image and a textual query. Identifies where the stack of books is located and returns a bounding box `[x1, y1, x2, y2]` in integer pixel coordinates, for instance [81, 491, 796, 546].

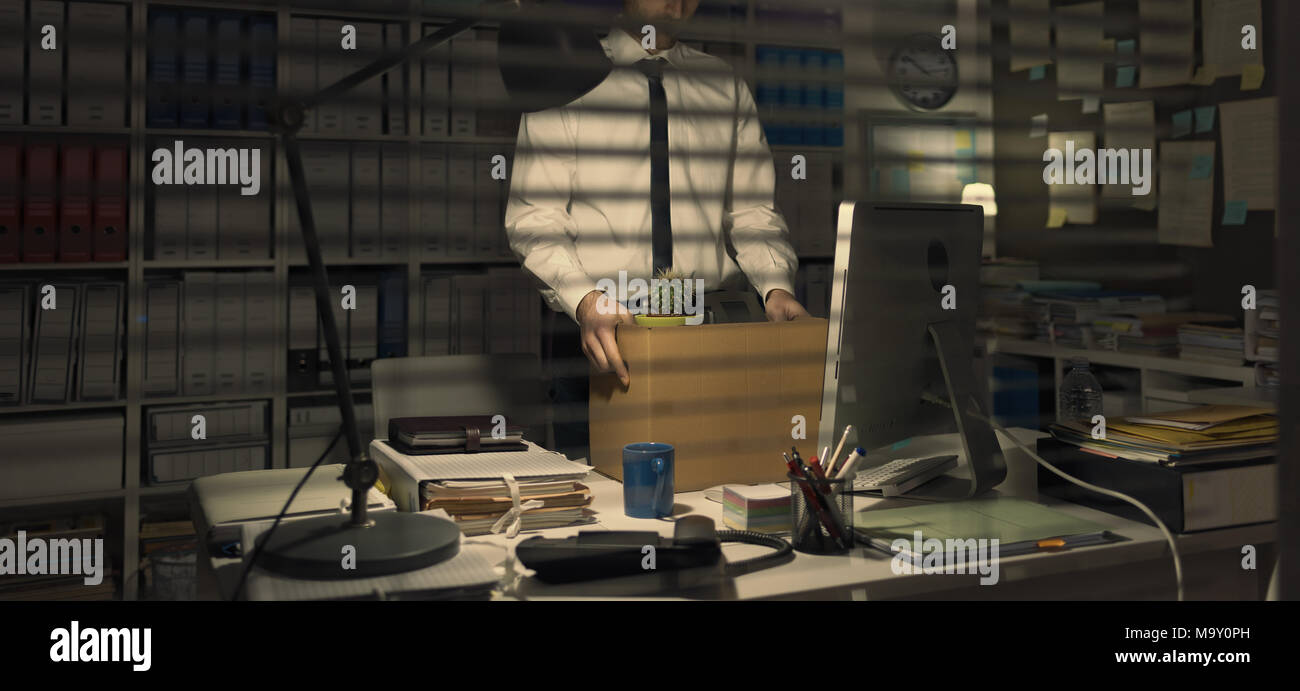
[977, 259, 1038, 339]
[1090, 312, 1234, 357]
[1049, 404, 1277, 466]
[1245, 289, 1279, 389]
[420, 479, 594, 536]
[1178, 322, 1246, 365]
[1032, 289, 1166, 350]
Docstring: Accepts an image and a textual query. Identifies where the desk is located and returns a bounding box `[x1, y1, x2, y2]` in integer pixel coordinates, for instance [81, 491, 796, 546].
[198, 429, 1276, 600]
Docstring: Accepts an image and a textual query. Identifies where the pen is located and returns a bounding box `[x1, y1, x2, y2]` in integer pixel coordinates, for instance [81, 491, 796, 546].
[826, 425, 853, 476]
[795, 453, 849, 549]
[835, 447, 866, 481]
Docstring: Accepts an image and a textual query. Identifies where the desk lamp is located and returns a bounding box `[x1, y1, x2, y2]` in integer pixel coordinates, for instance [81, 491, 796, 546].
[241, 0, 613, 586]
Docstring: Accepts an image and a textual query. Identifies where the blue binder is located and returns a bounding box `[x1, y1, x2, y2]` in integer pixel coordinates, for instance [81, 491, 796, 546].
[147, 10, 180, 127]
[213, 15, 243, 129]
[247, 16, 276, 130]
[181, 12, 211, 128]
[377, 272, 408, 359]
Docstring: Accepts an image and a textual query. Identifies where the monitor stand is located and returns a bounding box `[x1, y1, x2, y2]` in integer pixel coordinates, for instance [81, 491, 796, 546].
[895, 322, 1007, 501]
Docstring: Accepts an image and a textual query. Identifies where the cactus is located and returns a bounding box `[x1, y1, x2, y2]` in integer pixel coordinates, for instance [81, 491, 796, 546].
[648, 268, 695, 316]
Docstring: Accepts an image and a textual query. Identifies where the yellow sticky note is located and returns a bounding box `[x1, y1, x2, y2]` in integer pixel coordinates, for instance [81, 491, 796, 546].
[1046, 207, 1068, 228]
[1191, 66, 1217, 86]
[1098, 38, 1116, 52]
[954, 131, 972, 149]
[1241, 64, 1265, 91]
[907, 150, 926, 172]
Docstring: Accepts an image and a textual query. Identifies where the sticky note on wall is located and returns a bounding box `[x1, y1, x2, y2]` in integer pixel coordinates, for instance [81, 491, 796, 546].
[1222, 201, 1248, 225]
[1172, 110, 1193, 138]
[1194, 106, 1216, 133]
[1189, 154, 1214, 179]
[1029, 65, 1046, 81]
[1115, 66, 1137, 88]
[1240, 65, 1265, 91]
[1046, 207, 1068, 228]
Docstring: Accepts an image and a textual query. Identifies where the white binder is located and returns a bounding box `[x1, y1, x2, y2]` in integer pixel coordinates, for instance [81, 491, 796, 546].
[288, 17, 317, 133]
[349, 143, 381, 259]
[77, 282, 123, 401]
[213, 272, 245, 394]
[27, 1, 63, 126]
[28, 283, 79, 403]
[143, 281, 181, 396]
[380, 143, 409, 260]
[0, 0, 24, 125]
[242, 271, 274, 394]
[419, 144, 448, 259]
[181, 271, 216, 396]
[0, 284, 29, 405]
[67, 2, 127, 127]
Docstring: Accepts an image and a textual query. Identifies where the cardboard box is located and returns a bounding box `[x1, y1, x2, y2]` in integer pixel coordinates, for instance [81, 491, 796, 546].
[590, 319, 828, 491]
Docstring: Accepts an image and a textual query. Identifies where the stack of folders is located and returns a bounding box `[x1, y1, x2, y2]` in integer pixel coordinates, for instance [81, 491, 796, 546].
[1049, 404, 1277, 466]
[1178, 322, 1246, 365]
[1033, 289, 1165, 349]
[722, 484, 791, 534]
[421, 480, 594, 536]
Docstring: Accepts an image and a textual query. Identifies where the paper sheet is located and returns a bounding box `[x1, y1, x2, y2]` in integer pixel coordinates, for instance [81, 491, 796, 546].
[1219, 97, 1277, 210]
[1202, 0, 1263, 77]
[241, 522, 502, 601]
[1046, 131, 1097, 225]
[1055, 2, 1104, 100]
[1157, 140, 1216, 247]
[1009, 0, 1052, 71]
[1101, 101, 1156, 203]
[1138, 0, 1195, 88]
[380, 440, 592, 482]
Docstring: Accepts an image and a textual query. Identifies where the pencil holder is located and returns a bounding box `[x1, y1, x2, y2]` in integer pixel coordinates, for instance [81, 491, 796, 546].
[787, 473, 854, 555]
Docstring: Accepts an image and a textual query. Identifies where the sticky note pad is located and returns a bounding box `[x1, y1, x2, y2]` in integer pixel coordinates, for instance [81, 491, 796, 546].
[1116, 66, 1137, 88]
[1188, 154, 1214, 179]
[891, 168, 910, 196]
[1030, 114, 1048, 138]
[1222, 200, 1248, 225]
[1029, 65, 1046, 81]
[1241, 64, 1265, 91]
[954, 130, 973, 149]
[1047, 207, 1068, 228]
[1171, 110, 1193, 138]
[1194, 106, 1216, 133]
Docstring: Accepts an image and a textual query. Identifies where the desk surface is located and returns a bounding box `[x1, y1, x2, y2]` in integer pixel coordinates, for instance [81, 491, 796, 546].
[203, 429, 1276, 600]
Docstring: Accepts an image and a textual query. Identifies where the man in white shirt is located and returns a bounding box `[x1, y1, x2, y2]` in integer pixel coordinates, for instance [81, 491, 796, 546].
[506, 0, 810, 391]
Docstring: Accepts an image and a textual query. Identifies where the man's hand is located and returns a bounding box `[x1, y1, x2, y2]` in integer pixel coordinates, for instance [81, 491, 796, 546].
[764, 289, 811, 321]
[577, 290, 636, 387]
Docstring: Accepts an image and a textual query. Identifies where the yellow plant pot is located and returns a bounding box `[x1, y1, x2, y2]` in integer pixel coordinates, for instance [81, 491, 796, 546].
[634, 315, 689, 327]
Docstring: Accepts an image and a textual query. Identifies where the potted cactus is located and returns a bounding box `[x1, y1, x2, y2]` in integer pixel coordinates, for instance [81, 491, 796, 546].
[634, 268, 698, 326]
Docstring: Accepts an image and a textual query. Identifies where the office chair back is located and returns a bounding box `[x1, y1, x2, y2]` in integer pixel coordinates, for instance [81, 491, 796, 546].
[370, 354, 550, 447]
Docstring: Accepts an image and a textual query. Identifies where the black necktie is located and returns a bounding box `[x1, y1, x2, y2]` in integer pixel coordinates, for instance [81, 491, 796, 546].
[636, 58, 672, 275]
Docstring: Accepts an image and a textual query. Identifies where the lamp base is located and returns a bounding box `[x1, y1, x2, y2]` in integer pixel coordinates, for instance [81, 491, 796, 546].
[253, 512, 461, 580]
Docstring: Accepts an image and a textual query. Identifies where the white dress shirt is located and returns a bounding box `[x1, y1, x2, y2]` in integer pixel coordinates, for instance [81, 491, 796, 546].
[504, 27, 798, 322]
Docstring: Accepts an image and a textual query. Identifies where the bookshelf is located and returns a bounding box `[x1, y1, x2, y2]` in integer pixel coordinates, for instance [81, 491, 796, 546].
[0, 0, 845, 599]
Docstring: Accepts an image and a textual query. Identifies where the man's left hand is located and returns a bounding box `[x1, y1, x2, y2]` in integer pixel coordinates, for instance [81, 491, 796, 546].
[764, 289, 811, 321]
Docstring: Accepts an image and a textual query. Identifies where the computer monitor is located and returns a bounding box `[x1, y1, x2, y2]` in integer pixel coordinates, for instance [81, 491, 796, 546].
[816, 201, 1006, 500]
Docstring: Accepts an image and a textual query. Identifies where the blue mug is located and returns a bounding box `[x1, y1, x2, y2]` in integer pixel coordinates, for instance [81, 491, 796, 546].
[622, 442, 674, 518]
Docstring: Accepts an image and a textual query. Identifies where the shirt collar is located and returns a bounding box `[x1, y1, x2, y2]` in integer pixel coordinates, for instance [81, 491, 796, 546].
[605, 24, 688, 68]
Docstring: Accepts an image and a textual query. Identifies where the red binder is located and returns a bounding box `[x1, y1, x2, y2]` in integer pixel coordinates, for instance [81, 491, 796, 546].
[22, 144, 58, 262]
[92, 144, 127, 262]
[0, 142, 20, 263]
[59, 145, 95, 262]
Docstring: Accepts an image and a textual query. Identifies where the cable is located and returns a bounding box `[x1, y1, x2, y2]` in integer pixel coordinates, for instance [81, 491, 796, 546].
[919, 391, 1185, 602]
[232, 424, 345, 601]
[716, 529, 795, 576]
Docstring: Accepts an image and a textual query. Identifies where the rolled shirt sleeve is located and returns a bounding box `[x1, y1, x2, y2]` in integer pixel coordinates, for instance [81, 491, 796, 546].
[724, 78, 798, 304]
[505, 106, 601, 322]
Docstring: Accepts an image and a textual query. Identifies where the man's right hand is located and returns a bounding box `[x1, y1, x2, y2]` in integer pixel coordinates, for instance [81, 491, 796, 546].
[577, 290, 635, 387]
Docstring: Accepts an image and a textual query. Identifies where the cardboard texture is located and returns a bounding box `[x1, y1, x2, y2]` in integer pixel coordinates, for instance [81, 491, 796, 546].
[590, 319, 828, 491]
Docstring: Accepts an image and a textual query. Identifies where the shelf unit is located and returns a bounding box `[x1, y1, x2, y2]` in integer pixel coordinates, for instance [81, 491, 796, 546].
[987, 337, 1259, 420]
[0, 0, 845, 600]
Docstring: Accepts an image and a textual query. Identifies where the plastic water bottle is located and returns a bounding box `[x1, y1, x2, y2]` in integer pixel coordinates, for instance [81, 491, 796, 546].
[1060, 358, 1103, 422]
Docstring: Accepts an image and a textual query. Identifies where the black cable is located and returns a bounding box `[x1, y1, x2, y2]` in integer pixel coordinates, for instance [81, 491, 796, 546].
[716, 529, 795, 577]
[232, 424, 345, 601]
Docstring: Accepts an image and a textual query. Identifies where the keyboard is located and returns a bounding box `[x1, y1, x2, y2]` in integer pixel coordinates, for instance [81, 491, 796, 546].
[851, 455, 959, 497]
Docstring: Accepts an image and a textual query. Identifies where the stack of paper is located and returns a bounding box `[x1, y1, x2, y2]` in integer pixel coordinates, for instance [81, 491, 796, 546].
[421, 479, 595, 536]
[1050, 404, 1277, 466]
[1178, 323, 1245, 365]
[1032, 290, 1166, 349]
[1090, 312, 1234, 356]
[722, 484, 791, 534]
